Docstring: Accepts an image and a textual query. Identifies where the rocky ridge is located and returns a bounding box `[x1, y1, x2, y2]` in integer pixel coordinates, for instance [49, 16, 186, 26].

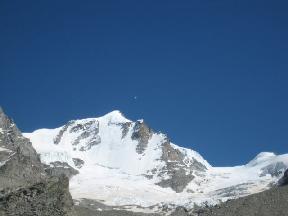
[0, 107, 76, 216]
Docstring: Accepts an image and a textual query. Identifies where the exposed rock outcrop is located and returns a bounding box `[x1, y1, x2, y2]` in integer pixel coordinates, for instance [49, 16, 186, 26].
[0, 175, 77, 216]
[156, 140, 207, 192]
[131, 120, 153, 154]
[0, 107, 77, 216]
[54, 119, 101, 151]
[72, 158, 85, 169]
[121, 122, 132, 139]
[278, 169, 288, 186]
[0, 107, 46, 189]
[170, 207, 189, 216]
[260, 162, 287, 177]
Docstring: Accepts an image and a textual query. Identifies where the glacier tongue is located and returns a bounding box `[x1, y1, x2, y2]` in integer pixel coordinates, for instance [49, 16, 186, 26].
[23, 110, 288, 212]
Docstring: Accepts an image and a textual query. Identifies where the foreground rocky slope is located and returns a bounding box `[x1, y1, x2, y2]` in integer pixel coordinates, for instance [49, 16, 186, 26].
[0, 107, 46, 190]
[75, 206, 159, 216]
[0, 107, 76, 216]
[0, 175, 76, 216]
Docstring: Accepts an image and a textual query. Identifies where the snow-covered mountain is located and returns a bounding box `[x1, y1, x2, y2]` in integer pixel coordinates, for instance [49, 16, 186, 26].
[23, 111, 288, 213]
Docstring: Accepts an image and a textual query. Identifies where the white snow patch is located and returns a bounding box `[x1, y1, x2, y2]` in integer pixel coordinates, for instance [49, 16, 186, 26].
[0, 147, 11, 152]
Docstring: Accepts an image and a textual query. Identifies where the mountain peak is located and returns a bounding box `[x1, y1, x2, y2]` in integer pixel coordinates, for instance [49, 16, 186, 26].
[0, 106, 13, 130]
[248, 152, 276, 166]
[101, 110, 130, 123]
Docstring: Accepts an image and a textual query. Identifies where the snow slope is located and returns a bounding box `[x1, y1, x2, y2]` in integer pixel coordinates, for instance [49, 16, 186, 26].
[23, 111, 288, 212]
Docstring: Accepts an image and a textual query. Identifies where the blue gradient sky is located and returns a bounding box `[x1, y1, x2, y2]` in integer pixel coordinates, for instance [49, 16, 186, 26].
[1, 0, 288, 166]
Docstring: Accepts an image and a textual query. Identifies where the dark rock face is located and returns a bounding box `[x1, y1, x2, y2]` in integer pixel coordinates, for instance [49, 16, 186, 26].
[155, 140, 207, 193]
[72, 158, 85, 169]
[0, 175, 76, 216]
[0, 107, 46, 189]
[131, 121, 153, 154]
[260, 162, 287, 177]
[54, 121, 75, 145]
[156, 169, 195, 193]
[161, 141, 207, 172]
[170, 207, 189, 216]
[278, 169, 288, 186]
[54, 120, 101, 151]
[0, 107, 77, 216]
[72, 121, 101, 151]
[0, 152, 45, 189]
[121, 122, 132, 139]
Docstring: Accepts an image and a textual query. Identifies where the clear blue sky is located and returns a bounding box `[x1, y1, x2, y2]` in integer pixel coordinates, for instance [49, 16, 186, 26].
[1, 0, 288, 166]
